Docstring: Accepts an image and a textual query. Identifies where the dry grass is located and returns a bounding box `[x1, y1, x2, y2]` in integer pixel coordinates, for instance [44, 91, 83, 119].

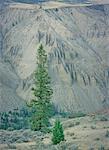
[0, 115, 109, 149]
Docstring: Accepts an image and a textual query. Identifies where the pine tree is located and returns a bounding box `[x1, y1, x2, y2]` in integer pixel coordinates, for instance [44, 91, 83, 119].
[29, 44, 53, 132]
[0, 112, 9, 130]
[52, 119, 64, 144]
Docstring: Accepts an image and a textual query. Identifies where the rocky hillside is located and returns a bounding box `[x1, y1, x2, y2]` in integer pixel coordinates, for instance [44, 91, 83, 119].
[0, 1, 109, 113]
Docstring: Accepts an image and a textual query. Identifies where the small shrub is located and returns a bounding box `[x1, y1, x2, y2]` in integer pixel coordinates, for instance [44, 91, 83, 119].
[68, 112, 86, 118]
[91, 126, 96, 129]
[71, 144, 78, 150]
[40, 127, 51, 134]
[7, 144, 16, 149]
[103, 126, 109, 129]
[55, 8, 58, 11]
[105, 130, 109, 137]
[75, 121, 80, 126]
[59, 111, 86, 119]
[12, 23, 15, 27]
[88, 146, 94, 150]
[98, 145, 105, 150]
[7, 127, 14, 131]
[100, 116, 108, 121]
[63, 121, 75, 129]
[58, 141, 67, 150]
[68, 122, 75, 128]
[67, 132, 75, 136]
[95, 137, 100, 141]
[52, 120, 64, 145]
[59, 111, 69, 118]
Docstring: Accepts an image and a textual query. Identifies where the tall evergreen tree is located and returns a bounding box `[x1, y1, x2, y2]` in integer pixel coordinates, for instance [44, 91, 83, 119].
[29, 44, 53, 132]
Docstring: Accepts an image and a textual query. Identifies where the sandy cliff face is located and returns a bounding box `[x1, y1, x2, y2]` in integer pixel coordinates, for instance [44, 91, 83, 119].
[0, 2, 109, 112]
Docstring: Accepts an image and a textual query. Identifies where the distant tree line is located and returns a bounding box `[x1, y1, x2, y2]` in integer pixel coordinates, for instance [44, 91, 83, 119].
[0, 108, 31, 130]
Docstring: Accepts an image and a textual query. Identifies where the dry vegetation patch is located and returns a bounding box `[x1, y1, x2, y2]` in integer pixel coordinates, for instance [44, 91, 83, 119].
[0, 115, 109, 149]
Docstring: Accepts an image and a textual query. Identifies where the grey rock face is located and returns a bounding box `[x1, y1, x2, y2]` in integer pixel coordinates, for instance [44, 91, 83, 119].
[0, 3, 109, 113]
[0, 61, 25, 112]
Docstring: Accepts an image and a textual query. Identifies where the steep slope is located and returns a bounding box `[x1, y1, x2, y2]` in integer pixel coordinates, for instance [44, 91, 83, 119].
[0, 2, 109, 113]
[0, 61, 25, 112]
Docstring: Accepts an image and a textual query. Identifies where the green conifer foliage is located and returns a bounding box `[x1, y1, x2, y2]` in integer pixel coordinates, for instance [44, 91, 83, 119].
[30, 44, 53, 132]
[52, 120, 64, 144]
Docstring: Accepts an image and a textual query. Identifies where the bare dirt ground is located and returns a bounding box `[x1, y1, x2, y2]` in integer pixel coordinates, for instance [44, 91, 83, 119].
[8, 1, 93, 10]
[8, 0, 109, 10]
[0, 115, 109, 150]
[63, 116, 109, 149]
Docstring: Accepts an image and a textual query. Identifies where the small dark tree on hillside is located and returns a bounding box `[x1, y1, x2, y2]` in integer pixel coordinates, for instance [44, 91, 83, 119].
[0, 112, 9, 130]
[52, 120, 64, 145]
[29, 44, 53, 132]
